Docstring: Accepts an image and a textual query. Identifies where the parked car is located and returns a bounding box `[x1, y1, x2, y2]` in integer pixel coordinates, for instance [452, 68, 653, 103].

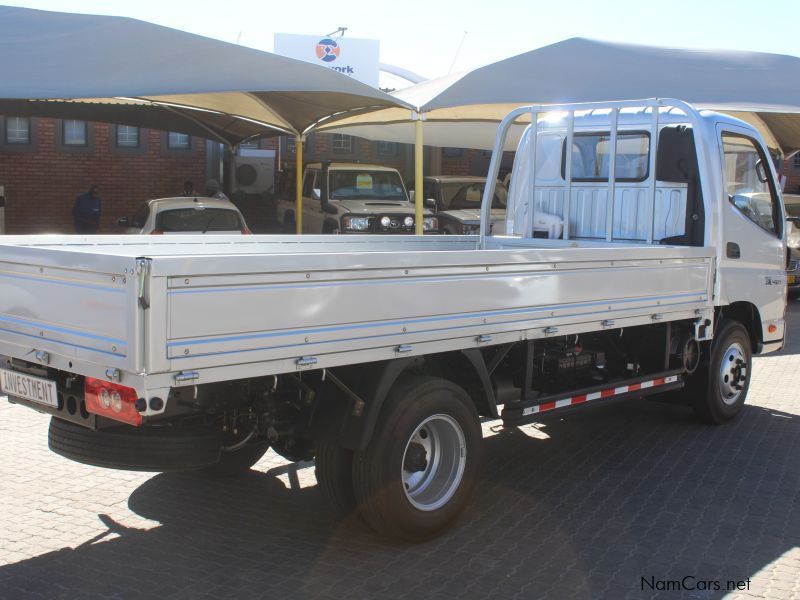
[422, 176, 506, 234]
[784, 193, 800, 296]
[277, 162, 438, 234]
[118, 197, 251, 234]
[423, 175, 562, 237]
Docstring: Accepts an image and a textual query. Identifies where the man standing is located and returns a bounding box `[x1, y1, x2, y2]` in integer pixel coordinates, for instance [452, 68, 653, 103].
[72, 185, 102, 233]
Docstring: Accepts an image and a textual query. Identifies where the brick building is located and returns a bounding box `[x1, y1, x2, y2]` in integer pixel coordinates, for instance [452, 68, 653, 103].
[781, 154, 800, 195]
[0, 116, 207, 234]
[17, 114, 796, 235]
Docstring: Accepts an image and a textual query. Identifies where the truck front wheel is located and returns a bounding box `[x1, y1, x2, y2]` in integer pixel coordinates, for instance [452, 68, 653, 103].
[692, 320, 752, 425]
[352, 376, 483, 540]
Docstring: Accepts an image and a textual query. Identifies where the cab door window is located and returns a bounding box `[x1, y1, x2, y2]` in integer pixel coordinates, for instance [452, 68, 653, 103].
[722, 133, 781, 236]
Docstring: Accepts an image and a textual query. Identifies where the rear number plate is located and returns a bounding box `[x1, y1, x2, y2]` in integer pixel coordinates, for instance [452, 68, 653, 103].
[0, 368, 58, 408]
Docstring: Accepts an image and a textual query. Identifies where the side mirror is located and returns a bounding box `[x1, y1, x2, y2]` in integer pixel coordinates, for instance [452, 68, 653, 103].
[787, 216, 800, 224]
[409, 190, 415, 203]
[321, 202, 338, 215]
[424, 198, 437, 210]
[117, 217, 129, 227]
[312, 188, 321, 201]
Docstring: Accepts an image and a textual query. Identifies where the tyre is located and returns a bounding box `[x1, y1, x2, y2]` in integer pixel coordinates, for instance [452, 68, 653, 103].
[315, 442, 357, 517]
[282, 212, 297, 234]
[352, 376, 483, 541]
[49, 417, 222, 471]
[198, 440, 270, 478]
[691, 320, 752, 425]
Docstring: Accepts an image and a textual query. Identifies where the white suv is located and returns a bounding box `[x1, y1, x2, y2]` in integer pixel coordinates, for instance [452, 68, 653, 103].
[277, 162, 437, 234]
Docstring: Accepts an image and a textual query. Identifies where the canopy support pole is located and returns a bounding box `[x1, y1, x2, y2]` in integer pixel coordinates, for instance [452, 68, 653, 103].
[295, 134, 303, 235]
[414, 112, 424, 235]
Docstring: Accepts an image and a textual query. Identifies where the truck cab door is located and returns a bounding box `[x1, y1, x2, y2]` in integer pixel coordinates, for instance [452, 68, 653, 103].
[716, 123, 786, 348]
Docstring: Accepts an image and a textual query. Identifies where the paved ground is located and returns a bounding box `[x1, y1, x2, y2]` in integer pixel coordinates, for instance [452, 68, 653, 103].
[1, 306, 799, 600]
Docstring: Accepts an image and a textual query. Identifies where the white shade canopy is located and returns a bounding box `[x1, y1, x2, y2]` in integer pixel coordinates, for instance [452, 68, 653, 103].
[319, 38, 800, 153]
[0, 6, 411, 144]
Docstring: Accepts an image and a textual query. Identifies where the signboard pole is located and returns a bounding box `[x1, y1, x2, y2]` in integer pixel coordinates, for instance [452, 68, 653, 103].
[296, 134, 303, 234]
[414, 113, 424, 235]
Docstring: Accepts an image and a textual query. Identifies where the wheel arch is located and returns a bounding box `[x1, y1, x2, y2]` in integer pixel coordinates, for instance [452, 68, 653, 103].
[309, 349, 496, 451]
[717, 301, 763, 352]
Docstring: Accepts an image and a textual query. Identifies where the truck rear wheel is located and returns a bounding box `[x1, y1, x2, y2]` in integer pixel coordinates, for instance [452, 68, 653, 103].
[315, 442, 357, 517]
[352, 376, 483, 541]
[692, 320, 752, 424]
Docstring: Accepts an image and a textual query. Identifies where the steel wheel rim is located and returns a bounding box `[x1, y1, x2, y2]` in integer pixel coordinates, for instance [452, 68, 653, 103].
[401, 414, 466, 512]
[719, 341, 747, 405]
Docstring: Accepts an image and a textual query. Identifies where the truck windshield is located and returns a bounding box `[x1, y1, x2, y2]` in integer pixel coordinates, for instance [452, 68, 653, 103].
[329, 170, 408, 201]
[441, 182, 507, 210]
[155, 208, 243, 232]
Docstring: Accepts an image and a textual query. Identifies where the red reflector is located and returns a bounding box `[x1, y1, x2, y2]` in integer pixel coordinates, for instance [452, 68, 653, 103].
[768, 324, 777, 334]
[84, 377, 141, 426]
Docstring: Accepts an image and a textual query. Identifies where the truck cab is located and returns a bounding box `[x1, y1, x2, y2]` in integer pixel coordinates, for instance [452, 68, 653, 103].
[488, 100, 786, 353]
[277, 162, 438, 234]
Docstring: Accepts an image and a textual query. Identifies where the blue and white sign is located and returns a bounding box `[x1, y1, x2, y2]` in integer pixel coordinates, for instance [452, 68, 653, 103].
[274, 33, 380, 88]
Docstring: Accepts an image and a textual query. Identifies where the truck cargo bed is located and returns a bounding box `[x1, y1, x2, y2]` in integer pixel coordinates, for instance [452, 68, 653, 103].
[0, 234, 714, 401]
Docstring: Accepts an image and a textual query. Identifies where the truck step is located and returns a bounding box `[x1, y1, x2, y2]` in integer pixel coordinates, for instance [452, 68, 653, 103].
[502, 369, 684, 427]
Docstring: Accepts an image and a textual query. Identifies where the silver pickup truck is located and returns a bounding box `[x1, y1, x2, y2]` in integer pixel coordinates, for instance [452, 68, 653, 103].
[0, 99, 787, 540]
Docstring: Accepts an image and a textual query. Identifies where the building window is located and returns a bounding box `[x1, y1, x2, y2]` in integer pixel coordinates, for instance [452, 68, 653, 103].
[5, 117, 30, 144]
[332, 134, 353, 154]
[793, 153, 800, 169]
[167, 132, 190, 149]
[377, 141, 398, 157]
[443, 147, 464, 158]
[116, 125, 139, 148]
[63, 120, 88, 146]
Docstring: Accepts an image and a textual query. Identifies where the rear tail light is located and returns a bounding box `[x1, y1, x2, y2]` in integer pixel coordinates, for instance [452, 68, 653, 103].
[241, 226, 252, 234]
[84, 377, 142, 426]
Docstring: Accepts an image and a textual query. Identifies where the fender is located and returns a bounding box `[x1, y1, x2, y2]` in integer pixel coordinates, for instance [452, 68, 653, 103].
[311, 348, 499, 450]
[308, 357, 417, 451]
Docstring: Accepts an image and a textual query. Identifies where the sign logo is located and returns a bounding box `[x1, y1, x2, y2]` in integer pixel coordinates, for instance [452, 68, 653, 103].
[315, 38, 340, 63]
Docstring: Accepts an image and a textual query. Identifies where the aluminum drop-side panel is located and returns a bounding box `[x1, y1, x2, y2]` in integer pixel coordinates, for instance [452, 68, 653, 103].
[166, 255, 710, 362]
[0, 258, 138, 373]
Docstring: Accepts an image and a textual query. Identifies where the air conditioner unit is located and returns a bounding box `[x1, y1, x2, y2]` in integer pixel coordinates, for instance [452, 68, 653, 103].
[232, 149, 276, 195]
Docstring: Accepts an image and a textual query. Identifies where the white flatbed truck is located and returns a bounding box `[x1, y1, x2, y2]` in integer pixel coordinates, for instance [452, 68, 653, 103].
[0, 99, 787, 540]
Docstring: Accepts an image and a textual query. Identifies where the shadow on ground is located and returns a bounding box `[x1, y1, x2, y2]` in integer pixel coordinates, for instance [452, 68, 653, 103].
[0, 398, 797, 600]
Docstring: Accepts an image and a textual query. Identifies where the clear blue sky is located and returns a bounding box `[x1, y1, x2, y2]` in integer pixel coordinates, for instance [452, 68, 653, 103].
[6, 0, 800, 82]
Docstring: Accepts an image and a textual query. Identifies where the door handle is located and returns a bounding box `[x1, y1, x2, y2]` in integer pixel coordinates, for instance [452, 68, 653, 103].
[726, 242, 741, 259]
